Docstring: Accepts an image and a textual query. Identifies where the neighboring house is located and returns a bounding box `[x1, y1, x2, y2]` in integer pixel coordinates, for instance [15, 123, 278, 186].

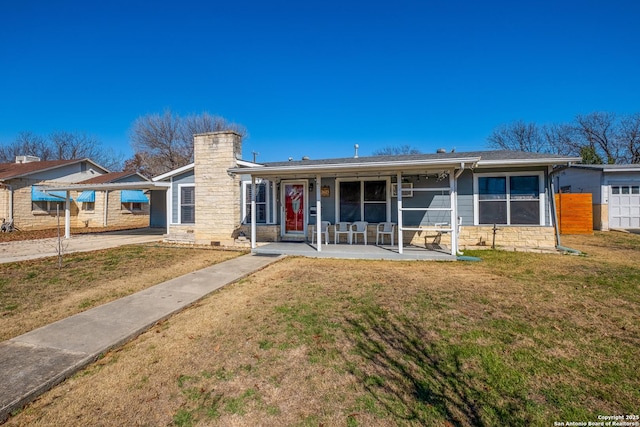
[155, 131, 581, 254]
[0, 156, 109, 230]
[555, 164, 640, 230]
[0, 156, 152, 231]
[76, 171, 151, 229]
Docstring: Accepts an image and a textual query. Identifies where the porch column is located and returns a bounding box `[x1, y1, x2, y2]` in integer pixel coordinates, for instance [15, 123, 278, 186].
[315, 174, 322, 252]
[251, 176, 257, 249]
[396, 172, 403, 254]
[165, 186, 171, 235]
[64, 191, 71, 239]
[449, 169, 457, 256]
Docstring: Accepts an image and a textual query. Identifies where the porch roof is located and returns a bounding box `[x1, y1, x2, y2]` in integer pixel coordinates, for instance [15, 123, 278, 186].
[228, 150, 581, 178]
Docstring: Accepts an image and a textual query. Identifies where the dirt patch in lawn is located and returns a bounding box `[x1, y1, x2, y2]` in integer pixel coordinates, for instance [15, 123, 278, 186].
[0, 225, 149, 243]
[5, 233, 640, 426]
[0, 245, 242, 341]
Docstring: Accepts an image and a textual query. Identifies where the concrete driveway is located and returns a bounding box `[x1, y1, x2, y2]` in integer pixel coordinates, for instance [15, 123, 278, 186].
[0, 228, 165, 264]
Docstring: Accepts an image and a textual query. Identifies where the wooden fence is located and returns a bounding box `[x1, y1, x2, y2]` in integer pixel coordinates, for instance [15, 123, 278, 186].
[555, 193, 593, 235]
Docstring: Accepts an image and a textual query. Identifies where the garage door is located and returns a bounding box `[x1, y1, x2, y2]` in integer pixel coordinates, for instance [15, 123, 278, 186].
[609, 184, 640, 228]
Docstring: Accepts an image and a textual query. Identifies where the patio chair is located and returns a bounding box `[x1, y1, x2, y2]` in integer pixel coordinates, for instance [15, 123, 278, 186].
[1, 218, 14, 232]
[311, 221, 331, 245]
[376, 222, 396, 245]
[334, 222, 351, 244]
[350, 221, 368, 245]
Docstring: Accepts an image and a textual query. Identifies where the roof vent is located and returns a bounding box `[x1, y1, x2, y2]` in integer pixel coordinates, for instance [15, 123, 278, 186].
[436, 148, 446, 154]
[288, 157, 293, 162]
[354, 144, 359, 158]
[302, 156, 310, 161]
[15, 155, 41, 164]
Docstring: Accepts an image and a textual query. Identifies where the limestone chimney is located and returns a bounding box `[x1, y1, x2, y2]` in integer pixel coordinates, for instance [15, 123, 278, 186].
[193, 131, 242, 245]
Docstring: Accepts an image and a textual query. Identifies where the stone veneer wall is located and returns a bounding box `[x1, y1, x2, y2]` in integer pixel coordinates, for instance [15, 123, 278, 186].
[194, 131, 242, 245]
[593, 204, 607, 231]
[10, 178, 80, 230]
[458, 226, 556, 249]
[104, 190, 150, 228]
[247, 224, 556, 250]
[237, 224, 280, 242]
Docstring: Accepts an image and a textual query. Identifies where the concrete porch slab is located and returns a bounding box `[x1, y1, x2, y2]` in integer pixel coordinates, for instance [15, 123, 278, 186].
[252, 242, 457, 261]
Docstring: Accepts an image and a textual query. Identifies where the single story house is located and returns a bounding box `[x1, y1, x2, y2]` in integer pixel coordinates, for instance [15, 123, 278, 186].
[0, 156, 151, 231]
[75, 171, 151, 229]
[154, 131, 582, 255]
[554, 164, 640, 230]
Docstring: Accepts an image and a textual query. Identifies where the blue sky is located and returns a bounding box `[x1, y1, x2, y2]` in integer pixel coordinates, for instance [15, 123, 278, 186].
[1, 0, 639, 163]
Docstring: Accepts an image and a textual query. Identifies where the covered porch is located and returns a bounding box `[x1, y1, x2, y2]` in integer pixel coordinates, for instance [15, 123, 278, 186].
[230, 154, 481, 257]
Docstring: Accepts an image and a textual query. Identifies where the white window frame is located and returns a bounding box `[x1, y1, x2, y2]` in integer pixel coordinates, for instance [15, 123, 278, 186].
[82, 201, 95, 212]
[242, 180, 273, 224]
[121, 202, 143, 212]
[32, 200, 64, 213]
[178, 184, 195, 224]
[473, 171, 545, 226]
[335, 177, 392, 223]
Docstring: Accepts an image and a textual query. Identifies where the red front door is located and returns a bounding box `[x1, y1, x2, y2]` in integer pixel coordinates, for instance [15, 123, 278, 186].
[284, 183, 305, 234]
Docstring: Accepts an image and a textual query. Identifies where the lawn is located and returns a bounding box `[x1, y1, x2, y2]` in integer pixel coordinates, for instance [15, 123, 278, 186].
[0, 245, 242, 341]
[5, 232, 640, 426]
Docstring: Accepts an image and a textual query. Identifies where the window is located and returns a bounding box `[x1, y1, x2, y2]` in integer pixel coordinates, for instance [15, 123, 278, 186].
[121, 202, 143, 211]
[337, 179, 389, 223]
[242, 181, 270, 224]
[180, 186, 195, 224]
[82, 202, 95, 212]
[32, 201, 64, 213]
[476, 173, 543, 225]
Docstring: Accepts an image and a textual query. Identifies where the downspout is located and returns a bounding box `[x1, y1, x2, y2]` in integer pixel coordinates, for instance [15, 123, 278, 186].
[549, 169, 582, 254]
[7, 184, 13, 221]
[103, 190, 109, 227]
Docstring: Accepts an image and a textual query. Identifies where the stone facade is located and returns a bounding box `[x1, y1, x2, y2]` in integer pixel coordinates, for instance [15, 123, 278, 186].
[458, 225, 556, 250]
[593, 203, 607, 231]
[8, 179, 79, 230]
[243, 223, 556, 251]
[4, 180, 149, 231]
[194, 131, 242, 245]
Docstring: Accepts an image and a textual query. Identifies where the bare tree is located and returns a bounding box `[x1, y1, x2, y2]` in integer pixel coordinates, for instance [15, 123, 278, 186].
[372, 144, 422, 156]
[128, 110, 245, 177]
[0, 131, 51, 162]
[487, 121, 551, 153]
[487, 112, 640, 164]
[0, 130, 123, 169]
[541, 123, 578, 156]
[618, 113, 640, 164]
[574, 112, 620, 164]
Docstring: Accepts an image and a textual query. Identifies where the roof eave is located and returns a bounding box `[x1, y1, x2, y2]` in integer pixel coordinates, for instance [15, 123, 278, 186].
[41, 182, 169, 192]
[1, 158, 110, 180]
[228, 156, 481, 176]
[477, 157, 582, 167]
[152, 163, 195, 181]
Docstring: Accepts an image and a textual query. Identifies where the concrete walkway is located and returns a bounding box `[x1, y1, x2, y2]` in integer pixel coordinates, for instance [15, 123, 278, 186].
[0, 252, 283, 422]
[0, 228, 165, 264]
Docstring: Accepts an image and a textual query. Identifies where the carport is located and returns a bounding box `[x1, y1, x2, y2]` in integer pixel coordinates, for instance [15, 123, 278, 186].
[40, 181, 170, 238]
